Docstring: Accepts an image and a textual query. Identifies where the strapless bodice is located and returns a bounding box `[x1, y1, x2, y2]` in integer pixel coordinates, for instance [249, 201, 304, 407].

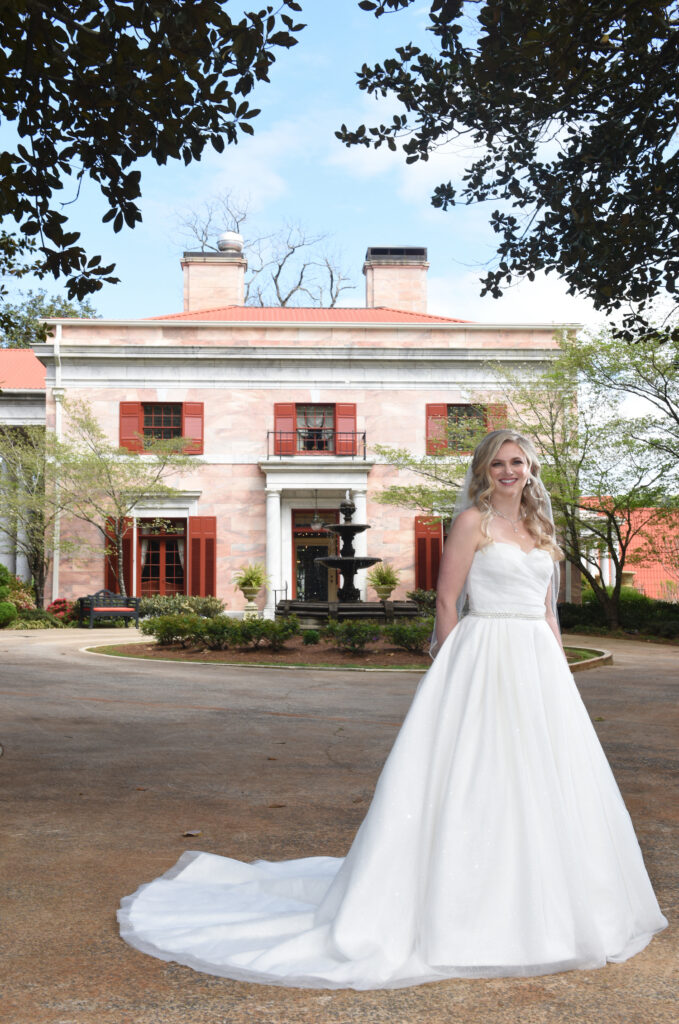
[465, 542, 554, 617]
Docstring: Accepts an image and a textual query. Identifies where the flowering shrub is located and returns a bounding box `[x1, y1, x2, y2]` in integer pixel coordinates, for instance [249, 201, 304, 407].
[46, 598, 78, 624]
[139, 595, 225, 618]
[8, 576, 36, 612]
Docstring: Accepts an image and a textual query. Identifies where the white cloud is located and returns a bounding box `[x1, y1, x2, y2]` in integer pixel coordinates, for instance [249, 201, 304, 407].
[428, 268, 603, 327]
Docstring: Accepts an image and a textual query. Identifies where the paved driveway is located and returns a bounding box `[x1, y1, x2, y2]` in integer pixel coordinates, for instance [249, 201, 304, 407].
[1, 629, 677, 1024]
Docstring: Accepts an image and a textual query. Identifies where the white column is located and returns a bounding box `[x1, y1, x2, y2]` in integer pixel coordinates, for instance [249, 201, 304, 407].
[131, 516, 138, 597]
[265, 488, 282, 617]
[353, 489, 368, 599]
[51, 386, 64, 602]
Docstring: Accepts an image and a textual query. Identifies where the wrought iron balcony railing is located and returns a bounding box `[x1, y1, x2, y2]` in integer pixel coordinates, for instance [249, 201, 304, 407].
[266, 429, 367, 459]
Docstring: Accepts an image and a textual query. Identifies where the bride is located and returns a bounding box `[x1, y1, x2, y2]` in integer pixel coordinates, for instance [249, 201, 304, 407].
[118, 429, 667, 989]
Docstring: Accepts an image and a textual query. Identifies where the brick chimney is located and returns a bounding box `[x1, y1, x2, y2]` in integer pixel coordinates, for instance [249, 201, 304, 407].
[181, 232, 248, 311]
[363, 246, 429, 313]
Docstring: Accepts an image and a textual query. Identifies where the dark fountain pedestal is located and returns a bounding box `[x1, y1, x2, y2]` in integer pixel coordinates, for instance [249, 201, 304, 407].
[276, 494, 419, 625]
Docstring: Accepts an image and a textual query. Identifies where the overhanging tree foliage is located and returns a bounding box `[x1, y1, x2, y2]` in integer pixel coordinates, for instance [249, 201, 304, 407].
[0, 1, 303, 299]
[341, 1, 679, 331]
[0, 290, 98, 348]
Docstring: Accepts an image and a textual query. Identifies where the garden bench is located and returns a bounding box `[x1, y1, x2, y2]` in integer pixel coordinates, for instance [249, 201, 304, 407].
[77, 588, 140, 628]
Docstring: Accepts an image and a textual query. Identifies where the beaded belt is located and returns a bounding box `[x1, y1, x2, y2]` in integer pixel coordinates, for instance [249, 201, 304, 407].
[467, 610, 545, 620]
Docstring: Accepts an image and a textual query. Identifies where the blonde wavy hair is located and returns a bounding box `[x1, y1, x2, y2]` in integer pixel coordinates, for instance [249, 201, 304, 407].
[468, 430, 562, 558]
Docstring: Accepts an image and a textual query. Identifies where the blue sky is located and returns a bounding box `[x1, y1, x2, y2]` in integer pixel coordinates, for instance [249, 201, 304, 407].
[7, 0, 599, 326]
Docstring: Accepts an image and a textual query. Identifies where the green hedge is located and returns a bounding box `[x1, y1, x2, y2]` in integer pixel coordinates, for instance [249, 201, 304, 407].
[140, 613, 438, 655]
[383, 617, 434, 653]
[141, 614, 301, 650]
[0, 600, 18, 628]
[559, 588, 679, 637]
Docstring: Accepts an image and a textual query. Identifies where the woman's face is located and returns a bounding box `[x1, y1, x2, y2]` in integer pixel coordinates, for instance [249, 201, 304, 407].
[488, 441, 530, 498]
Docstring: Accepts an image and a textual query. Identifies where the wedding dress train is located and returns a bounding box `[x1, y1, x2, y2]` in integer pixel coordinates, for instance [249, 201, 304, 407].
[118, 542, 667, 989]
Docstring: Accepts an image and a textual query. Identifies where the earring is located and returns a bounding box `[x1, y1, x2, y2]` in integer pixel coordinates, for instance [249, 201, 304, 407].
[525, 477, 533, 487]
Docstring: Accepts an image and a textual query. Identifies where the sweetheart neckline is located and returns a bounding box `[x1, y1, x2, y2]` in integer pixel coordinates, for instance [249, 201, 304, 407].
[479, 540, 549, 558]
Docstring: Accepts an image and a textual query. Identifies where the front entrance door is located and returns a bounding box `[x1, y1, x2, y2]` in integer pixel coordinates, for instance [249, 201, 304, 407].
[292, 509, 338, 601]
[294, 540, 336, 601]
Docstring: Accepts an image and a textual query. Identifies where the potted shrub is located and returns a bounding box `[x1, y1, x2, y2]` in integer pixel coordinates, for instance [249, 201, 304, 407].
[366, 561, 400, 601]
[232, 563, 270, 618]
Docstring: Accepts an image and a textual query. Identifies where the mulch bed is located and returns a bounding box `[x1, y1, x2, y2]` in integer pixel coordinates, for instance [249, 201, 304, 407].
[96, 635, 431, 669]
[94, 635, 596, 670]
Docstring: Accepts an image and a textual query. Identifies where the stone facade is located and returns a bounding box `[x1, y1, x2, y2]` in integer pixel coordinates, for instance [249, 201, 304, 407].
[21, 244, 575, 614]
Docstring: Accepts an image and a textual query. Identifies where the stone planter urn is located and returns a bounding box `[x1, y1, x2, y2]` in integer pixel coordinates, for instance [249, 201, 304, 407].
[621, 570, 636, 588]
[232, 563, 269, 621]
[241, 585, 261, 620]
[373, 584, 395, 601]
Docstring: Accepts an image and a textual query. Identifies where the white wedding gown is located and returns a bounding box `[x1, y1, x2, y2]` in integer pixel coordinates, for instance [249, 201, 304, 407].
[118, 542, 667, 989]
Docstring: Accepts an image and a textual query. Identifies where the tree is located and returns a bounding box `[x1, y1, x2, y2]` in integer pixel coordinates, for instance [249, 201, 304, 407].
[340, 1, 679, 331]
[178, 191, 355, 306]
[0, 425, 67, 608]
[1, 290, 99, 348]
[56, 400, 192, 596]
[497, 343, 679, 628]
[373, 337, 679, 628]
[567, 321, 679, 461]
[0, 401, 193, 604]
[0, 1, 303, 300]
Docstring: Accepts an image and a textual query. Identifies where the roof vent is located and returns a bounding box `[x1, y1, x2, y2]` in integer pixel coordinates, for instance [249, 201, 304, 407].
[217, 231, 244, 254]
[365, 246, 427, 262]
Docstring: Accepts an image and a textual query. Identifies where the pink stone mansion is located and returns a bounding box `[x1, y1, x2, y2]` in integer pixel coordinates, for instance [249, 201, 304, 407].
[0, 242, 575, 613]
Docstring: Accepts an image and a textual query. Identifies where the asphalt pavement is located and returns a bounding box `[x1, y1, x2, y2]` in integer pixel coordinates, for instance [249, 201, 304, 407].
[1, 628, 677, 1024]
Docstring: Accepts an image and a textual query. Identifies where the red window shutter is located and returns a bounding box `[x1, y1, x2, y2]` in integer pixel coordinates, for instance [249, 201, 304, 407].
[273, 403, 296, 455]
[486, 403, 508, 431]
[104, 518, 134, 594]
[188, 516, 217, 596]
[426, 404, 448, 454]
[119, 402, 144, 452]
[414, 515, 443, 591]
[335, 403, 357, 455]
[182, 402, 204, 454]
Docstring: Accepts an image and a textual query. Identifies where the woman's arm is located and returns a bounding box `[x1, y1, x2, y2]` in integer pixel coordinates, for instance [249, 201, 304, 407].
[434, 508, 482, 650]
[545, 576, 565, 653]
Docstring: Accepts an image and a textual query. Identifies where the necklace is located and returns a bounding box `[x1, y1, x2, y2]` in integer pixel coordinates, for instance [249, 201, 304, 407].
[491, 505, 523, 534]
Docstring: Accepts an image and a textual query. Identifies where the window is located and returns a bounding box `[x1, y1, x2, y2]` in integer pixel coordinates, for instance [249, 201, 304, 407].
[425, 403, 506, 454]
[297, 404, 334, 452]
[138, 518, 186, 596]
[273, 403, 357, 456]
[119, 402, 204, 454]
[143, 403, 182, 440]
[104, 515, 216, 597]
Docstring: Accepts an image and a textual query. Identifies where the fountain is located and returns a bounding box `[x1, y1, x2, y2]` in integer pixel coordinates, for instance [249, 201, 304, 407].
[275, 490, 419, 624]
[315, 492, 380, 601]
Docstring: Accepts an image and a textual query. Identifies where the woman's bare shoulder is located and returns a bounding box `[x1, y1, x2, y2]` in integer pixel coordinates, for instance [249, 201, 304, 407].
[453, 506, 483, 530]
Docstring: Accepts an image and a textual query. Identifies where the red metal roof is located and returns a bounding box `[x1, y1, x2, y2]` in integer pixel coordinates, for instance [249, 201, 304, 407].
[147, 305, 469, 324]
[625, 511, 679, 601]
[0, 349, 46, 389]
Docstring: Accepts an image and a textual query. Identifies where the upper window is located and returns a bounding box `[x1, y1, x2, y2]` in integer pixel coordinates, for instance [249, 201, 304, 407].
[273, 402, 358, 456]
[142, 403, 183, 441]
[426, 403, 505, 454]
[119, 401, 204, 454]
[296, 404, 335, 452]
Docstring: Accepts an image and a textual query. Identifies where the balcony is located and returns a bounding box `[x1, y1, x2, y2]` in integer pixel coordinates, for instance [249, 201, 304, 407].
[266, 429, 367, 460]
